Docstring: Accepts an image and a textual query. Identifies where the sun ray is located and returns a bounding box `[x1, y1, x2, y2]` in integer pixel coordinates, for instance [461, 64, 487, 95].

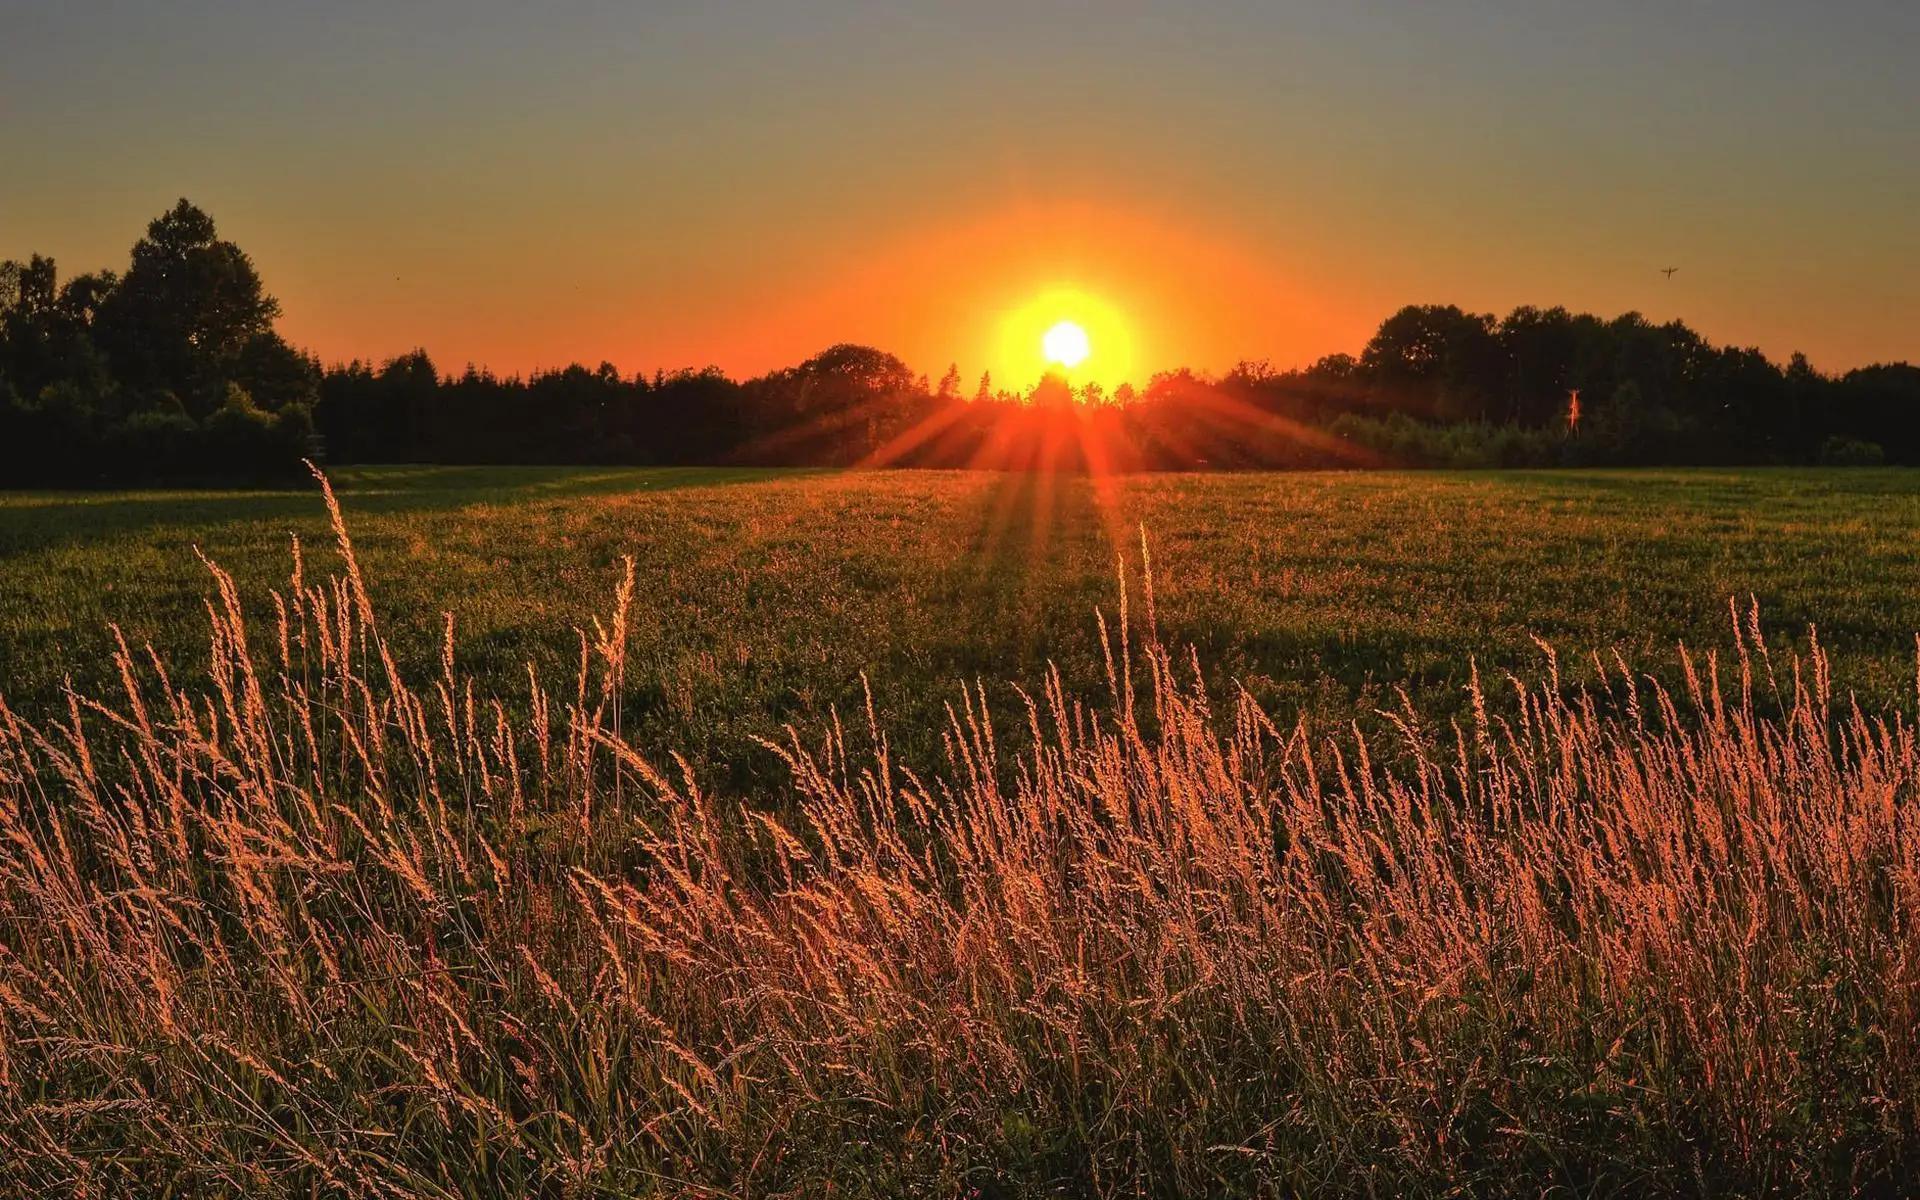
[1177, 386, 1386, 468]
[859, 399, 976, 468]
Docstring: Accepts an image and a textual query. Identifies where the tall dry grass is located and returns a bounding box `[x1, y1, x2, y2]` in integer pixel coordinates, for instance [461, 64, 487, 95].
[1, 469, 1918, 1197]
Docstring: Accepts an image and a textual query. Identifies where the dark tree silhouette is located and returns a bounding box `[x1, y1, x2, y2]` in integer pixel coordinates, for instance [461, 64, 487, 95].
[1361, 305, 1505, 423]
[4, 201, 1918, 485]
[1, 200, 315, 483]
[95, 200, 285, 416]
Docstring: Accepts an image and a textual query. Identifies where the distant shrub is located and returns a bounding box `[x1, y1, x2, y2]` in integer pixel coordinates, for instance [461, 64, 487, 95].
[1820, 434, 1886, 466]
[199, 383, 313, 480]
[105, 409, 201, 478]
[1331, 412, 1560, 468]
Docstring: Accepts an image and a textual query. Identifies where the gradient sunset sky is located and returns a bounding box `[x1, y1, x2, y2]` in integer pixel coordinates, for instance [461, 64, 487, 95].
[4, 1, 1915, 388]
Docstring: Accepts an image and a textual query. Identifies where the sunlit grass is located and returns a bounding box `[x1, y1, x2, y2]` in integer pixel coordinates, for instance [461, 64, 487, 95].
[2, 469, 1919, 1194]
[4, 466, 1920, 794]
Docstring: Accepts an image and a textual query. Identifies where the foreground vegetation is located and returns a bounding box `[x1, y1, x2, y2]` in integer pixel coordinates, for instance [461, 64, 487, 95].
[6, 466, 1920, 791]
[2, 468, 1919, 1196]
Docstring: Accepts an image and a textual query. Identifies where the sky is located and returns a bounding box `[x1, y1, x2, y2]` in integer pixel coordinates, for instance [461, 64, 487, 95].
[3, 0, 1916, 389]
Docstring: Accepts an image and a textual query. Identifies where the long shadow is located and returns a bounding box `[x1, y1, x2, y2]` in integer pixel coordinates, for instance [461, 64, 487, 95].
[960, 470, 1089, 584]
[1469, 465, 1920, 500]
[0, 465, 820, 556]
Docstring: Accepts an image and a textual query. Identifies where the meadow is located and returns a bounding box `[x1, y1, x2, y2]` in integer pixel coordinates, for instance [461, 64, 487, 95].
[5, 465, 1920, 1196]
[5, 465, 1920, 784]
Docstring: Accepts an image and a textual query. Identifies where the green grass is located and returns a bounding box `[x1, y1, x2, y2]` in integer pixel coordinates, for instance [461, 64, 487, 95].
[5, 464, 1920, 786]
[9, 464, 1920, 1195]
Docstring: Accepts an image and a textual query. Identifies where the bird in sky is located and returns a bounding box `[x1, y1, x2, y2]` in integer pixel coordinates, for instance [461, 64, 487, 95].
[1661, 267, 1679, 280]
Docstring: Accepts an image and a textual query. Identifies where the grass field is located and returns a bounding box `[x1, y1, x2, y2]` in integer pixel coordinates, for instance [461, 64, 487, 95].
[7, 465, 1920, 1196]
[4, 465, 1919, 780]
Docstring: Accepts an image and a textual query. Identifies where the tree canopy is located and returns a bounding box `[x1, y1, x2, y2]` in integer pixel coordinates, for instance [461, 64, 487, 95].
[4, 204, 1917, 485]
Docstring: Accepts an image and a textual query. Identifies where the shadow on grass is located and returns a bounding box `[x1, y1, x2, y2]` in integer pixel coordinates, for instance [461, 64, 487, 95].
[0, 465, 823, 554]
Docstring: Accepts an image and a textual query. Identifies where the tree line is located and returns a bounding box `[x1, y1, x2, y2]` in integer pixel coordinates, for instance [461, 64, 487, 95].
[4, 200, 1916, 484]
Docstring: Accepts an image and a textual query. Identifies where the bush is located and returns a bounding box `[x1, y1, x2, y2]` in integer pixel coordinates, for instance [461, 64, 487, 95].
[1330, 412, 1560, 468]
[1820, 434, 1886, 466]
[200, 382, 312, 480]
[105, 409, 202, 479]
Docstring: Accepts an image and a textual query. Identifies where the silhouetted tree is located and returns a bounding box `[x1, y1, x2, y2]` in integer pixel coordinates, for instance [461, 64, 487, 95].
[737, 344, 921, 464]
[1498, 306, 1580, 426]
[1, 201, 315, 483]
[1361, 305, 1504, 422]
[6, 200, 1918, 482]
[96, 200, 283, 416]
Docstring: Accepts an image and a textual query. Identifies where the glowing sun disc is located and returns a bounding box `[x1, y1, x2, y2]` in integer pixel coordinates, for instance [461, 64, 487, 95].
[1042, 320, 1091, 369]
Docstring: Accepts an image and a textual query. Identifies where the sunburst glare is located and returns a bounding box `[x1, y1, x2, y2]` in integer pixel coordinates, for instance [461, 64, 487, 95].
[1042, 320, 1091, 369]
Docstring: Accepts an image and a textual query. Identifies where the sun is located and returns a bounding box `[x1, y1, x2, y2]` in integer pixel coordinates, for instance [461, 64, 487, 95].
[993, 286, 1134, 390]
[1041, 320, 1091, 369]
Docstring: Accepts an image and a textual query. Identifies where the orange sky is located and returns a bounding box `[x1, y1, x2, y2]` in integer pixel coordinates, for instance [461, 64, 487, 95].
[662, 202, 1372, 393]
[248, 174, 1913, 391]
[4, 2, 1915, 386]
[245, 188, 1392, 391]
